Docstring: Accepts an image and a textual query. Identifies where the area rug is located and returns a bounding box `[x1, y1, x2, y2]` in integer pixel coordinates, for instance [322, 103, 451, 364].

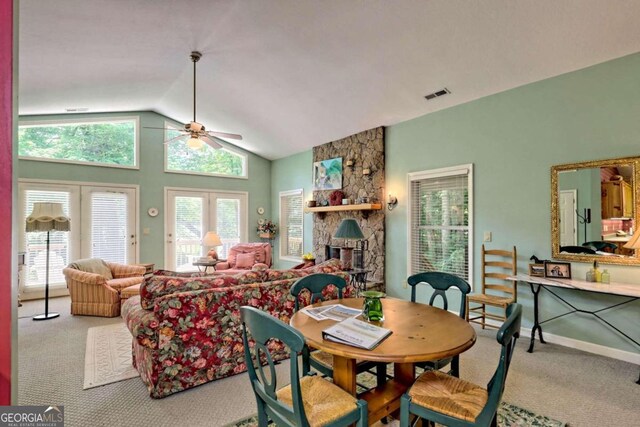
[228, 401, 565, 427]
[226, 368, 565, 427]
[83, 322, 139, 390]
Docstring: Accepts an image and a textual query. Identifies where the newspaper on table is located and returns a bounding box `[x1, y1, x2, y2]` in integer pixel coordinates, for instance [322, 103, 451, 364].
[301, 304, 362, 321]
[322, 317, 392, 350]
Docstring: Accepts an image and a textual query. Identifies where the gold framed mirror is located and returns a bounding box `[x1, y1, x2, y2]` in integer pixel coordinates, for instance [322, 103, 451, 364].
[551, 156, 640, 265]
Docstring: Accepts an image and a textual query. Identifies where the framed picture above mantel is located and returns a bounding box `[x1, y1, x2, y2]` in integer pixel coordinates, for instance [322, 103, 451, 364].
[313, 157, 342, 190]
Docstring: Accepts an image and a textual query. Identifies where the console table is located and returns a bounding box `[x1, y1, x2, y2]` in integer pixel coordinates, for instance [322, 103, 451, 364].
[509, 274, 640, 384]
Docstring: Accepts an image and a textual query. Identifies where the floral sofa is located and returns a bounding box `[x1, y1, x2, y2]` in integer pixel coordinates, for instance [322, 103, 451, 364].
[122, 259, 352, 398]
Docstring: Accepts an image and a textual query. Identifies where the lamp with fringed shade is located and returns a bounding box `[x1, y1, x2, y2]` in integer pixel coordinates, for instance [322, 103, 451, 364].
[25, 202, 70, 320]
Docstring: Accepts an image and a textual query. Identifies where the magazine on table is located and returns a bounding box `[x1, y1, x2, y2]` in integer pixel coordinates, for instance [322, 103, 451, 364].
[322, 317, 392, 350]
[301, 304, 362, 321]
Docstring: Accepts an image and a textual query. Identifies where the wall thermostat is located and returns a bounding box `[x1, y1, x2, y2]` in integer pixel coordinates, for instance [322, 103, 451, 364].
[147, 207, 159, 217]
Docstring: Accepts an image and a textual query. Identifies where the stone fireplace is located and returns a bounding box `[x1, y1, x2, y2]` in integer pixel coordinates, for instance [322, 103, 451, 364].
[312, 127, 385, 288]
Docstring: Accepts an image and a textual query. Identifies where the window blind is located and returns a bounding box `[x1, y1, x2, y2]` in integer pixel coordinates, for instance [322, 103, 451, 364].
[216, 198, 241, 259]
[409, 167, 471, 281]
[24, 190, 70, 287]
[280, 190, 304, 258]
[90, 192, 128, 264]
[175, 196, 203, 271]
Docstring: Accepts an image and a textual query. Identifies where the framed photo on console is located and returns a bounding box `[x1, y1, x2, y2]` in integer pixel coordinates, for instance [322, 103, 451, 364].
[544, 261, 571, 279]
[528, 263, 545, 277]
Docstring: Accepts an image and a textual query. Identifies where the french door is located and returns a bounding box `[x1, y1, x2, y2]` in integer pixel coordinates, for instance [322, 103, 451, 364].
[19, 180, 138, 299]
[80, 186, 137, 264]
[165, 189, 248, 271]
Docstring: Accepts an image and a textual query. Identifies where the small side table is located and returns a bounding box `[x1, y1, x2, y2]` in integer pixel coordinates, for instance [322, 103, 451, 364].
[345, 268, 370, 296]
[192, 259, 226, 275]
[137, 263, 155, 275]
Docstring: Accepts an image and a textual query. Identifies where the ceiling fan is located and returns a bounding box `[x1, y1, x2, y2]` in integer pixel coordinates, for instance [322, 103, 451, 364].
[145, 51, 242, 150]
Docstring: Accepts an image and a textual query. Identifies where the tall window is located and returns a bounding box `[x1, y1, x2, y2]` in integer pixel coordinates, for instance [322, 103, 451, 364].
[22, 189, 72, 289]
[164, 123, 247, 178]
[18, 117, 138, 168]
[280, 189, 304, 260]
[408, 164, 473, 282]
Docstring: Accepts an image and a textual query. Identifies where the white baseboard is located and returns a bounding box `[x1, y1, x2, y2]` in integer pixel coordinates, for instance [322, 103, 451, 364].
[472, 315, 640, 365]
[519, 326, 640, 365]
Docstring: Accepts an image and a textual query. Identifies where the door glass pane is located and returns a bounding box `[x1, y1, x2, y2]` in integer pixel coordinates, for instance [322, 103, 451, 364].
[216, 198, 240, 259]
[91, 192, 128, 263]
[175, 196, 203, 271]
[24, 190, 70, 287]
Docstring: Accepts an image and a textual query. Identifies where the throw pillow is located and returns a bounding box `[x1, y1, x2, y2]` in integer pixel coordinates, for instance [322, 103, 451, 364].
[236, 252, 256, 269]
[68, 258, 113, 280]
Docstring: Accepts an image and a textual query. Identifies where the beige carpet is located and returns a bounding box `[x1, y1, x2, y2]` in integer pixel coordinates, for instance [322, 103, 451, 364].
[18, 297, 639, 427]
[83, 323, 139, 389]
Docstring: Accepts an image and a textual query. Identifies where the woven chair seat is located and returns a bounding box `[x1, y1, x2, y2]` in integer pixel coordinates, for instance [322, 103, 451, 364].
[468, 293, 513, 306]
[310, 350, 367, 368]
[277, 375, 359, 427]
[408, 370, 488, 423]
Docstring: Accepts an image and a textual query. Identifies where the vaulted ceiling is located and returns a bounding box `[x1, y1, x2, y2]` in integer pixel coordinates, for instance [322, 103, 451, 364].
[19, 0, 640, 159]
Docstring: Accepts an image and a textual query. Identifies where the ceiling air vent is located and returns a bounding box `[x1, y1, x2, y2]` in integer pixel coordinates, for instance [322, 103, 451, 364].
[65, 107, 89, 112]
[424, 88, 450, 101]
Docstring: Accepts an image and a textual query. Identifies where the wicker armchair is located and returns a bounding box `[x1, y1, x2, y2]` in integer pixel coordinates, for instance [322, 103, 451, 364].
[63, 259, 145, 317]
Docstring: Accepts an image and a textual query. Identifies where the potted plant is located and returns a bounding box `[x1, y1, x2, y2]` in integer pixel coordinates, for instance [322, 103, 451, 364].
[257, 220, 277, 239]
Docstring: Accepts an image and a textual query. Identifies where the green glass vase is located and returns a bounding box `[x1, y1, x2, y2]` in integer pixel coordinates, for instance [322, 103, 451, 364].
[362, 291, 385, 321]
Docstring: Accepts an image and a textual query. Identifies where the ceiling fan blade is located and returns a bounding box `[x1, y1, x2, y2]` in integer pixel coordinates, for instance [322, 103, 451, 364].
[144, 126, 185, 130]
[202, 135, 223, 149]
[164, 134, 189, 144]
[207, 131, 243, 140]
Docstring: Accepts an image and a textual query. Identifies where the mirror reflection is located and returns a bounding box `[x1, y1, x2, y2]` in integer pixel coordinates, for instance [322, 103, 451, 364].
[552, 157, 640, 265]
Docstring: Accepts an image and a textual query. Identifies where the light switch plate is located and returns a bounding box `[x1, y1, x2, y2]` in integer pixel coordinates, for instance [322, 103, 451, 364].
[483, 231, 492, 242]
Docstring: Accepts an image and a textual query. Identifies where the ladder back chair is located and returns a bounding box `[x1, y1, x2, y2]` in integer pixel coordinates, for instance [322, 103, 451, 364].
[240, 306, 368, 427]
[407, 272, 471, 377]
[400, 303, 522, 427]
[290, 273, 388, 387]
[466, 245, 517, 329]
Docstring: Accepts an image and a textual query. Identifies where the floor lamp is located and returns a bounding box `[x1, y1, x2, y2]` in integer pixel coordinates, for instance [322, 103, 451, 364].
[25, 202, 70, 321]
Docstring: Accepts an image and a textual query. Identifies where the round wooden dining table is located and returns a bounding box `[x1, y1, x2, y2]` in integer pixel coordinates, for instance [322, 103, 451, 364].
[290, 297, 476, 424]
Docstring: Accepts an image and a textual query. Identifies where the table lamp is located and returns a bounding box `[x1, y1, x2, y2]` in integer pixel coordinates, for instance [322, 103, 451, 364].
[203, 231, 222, 259]
[334, 218, 364, 269]
[623, 229, 640, 253]
[25, 202, 70, 321]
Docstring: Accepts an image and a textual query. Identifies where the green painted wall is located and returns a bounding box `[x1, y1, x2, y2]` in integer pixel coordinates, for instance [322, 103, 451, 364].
[18, 111, 272, 268]
[385, 52, 640, 353]
[270, 150, 314, 269]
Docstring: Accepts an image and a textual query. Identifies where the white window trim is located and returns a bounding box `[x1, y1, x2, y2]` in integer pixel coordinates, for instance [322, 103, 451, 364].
[163, 186, 249, 268]
[18, 116, 140, 170]
[406, 164, 474, 289]
[18, 178, 140, 299]
[279, 188, 304, 262]
[162, 120, 248, 179]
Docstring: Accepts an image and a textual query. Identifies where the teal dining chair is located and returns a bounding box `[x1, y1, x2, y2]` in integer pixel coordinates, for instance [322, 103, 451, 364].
[290, 273, 387, 386]
[400, 303, 522, 427]
[240, 306, 368, 427]
[407, 271, 471, 377]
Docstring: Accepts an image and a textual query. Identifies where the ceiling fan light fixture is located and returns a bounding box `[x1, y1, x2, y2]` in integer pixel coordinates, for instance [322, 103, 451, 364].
[187, 137, 204, 150]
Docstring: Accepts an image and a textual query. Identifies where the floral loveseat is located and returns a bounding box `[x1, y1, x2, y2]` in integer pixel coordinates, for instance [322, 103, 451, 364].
[122, 259, 352, 398]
